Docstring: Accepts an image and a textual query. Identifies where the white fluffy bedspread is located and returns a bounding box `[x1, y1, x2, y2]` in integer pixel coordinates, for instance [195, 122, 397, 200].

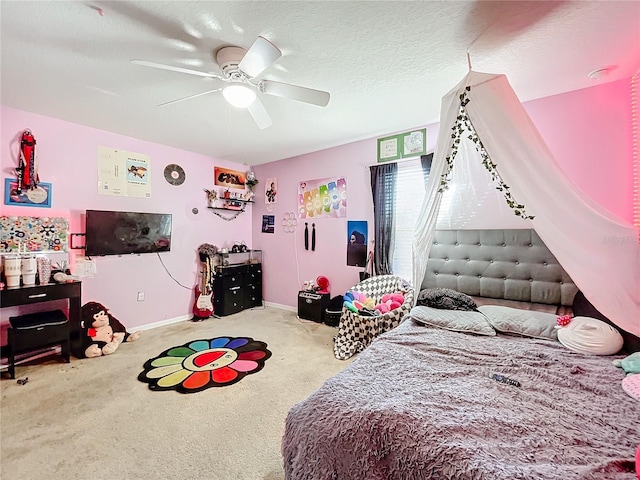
[282, 317, 639, 480]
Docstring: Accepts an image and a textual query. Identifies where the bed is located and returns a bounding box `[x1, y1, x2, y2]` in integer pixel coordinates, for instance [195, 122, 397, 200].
[282, 229, 639, 480]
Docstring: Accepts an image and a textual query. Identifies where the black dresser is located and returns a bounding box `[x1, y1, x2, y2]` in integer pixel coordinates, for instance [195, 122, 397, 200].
[213, 262, 262, 316]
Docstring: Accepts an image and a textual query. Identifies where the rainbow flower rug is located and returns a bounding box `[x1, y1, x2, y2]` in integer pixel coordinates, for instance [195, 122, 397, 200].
[138, 337, 272, 393]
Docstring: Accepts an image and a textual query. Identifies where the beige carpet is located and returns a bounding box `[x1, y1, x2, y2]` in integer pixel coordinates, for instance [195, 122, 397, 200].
[0, 307, 352, 480]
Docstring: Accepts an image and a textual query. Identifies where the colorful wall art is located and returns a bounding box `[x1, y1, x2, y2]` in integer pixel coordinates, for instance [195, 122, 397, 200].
[298, 176, 347, 219]
[215, 166, 246, 190]
[0, 216, 69, 253]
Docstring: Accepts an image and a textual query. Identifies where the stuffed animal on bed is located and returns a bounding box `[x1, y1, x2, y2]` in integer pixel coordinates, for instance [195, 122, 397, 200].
[613, 352, 640, 375]
[613, 352, 640, 404]
[80, 301, 141, 358]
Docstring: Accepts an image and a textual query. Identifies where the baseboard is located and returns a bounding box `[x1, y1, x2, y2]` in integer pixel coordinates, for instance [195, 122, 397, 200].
[135, 314, 192, 331]
[264, 301, 297, 313]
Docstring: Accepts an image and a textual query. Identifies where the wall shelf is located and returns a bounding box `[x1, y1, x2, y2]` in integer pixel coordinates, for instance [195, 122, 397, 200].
[208, 200, 254, 221]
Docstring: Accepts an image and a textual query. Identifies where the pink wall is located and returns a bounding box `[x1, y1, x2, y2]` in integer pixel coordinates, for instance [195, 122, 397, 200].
[253, 78, 634, 309]
[1, 106, 253, 335]
[1, 77, 633, 325]
[524, 79, 633, 222]
[251, 128, 437, 308]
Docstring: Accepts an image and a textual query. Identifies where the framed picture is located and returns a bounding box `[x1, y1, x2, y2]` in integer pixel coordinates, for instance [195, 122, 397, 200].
[265, 177, 277, 204]
[214, 167, 246, 190]
[4, 178, 52, 208]
[347, 220, 368, 267]
[262, 215, 275, 234]
[377, 134, 401, 163]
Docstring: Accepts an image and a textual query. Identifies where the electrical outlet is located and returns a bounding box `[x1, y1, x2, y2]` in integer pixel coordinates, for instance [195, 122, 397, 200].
[137, 291, 145, 302]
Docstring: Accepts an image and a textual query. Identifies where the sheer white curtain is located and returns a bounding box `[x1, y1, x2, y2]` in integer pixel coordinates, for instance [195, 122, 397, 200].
[392, 159, 427, 281]
[414, 71, 640, 337]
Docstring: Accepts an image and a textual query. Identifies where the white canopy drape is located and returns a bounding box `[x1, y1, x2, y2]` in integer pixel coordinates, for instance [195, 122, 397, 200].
[413, 71, 640, 337]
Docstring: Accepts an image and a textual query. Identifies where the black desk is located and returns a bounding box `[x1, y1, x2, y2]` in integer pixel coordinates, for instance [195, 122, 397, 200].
[1, 282, 82, 367]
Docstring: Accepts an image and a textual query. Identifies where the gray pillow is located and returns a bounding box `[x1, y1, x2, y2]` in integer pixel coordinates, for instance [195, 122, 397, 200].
[410, 306, 496, 336]
[478, 305, 559, 341]
[416, 288, 478, 311]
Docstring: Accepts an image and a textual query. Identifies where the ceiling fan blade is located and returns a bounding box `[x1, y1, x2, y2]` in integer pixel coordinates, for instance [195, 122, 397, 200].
[131, 59, 220, 79]
[238, 36, 282, 78]
[247, 97, 272, 129]
[157, 88, 222, 107]
[261, 80, 330, 107]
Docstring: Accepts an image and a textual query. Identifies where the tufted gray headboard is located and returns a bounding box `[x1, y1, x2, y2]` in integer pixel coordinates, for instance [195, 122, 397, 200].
[422, 229, 577, 307]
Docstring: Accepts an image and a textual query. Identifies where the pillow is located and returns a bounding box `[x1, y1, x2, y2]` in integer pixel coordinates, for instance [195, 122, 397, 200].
[622, 374, 640, 403]
[477, 305, 559, 341]
[416, 288, 478, 311]
[557, 316, 624, 355]
[410, 306, 496, 336]
[572, 290, 640, 353]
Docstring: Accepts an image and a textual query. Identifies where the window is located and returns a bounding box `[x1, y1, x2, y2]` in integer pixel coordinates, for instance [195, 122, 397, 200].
[391, 158, 428, 281]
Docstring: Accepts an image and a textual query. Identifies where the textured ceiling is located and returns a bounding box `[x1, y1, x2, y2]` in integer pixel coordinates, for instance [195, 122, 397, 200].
[1, 1, 639, 165]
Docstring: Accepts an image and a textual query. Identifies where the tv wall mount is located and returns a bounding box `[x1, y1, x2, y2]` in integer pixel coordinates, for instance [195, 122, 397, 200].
[70, 233, 86, 250]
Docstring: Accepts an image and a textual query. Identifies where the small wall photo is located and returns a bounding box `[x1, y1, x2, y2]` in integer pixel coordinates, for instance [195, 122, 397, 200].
[262, 215, 275, 234]
[347, 220, 367, 267]
[265, 177, 277, 204]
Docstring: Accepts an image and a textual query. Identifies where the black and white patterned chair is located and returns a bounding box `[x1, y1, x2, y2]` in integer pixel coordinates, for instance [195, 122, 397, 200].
[333, 275, 414, 360]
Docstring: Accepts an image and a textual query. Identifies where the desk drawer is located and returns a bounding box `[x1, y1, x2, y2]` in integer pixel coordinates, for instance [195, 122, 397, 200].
[1, 282, 81, 307]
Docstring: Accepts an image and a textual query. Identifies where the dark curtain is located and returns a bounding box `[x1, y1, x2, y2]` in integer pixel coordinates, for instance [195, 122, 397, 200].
[420, 153, 433, 184]
[369, 162, 398, 275]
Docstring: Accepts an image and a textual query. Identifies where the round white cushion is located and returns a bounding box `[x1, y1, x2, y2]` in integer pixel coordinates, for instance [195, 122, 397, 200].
[557, 316, 623, 355]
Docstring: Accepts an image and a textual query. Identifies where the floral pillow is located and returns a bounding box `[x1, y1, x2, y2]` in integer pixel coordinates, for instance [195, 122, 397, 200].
[416, 287, 478, 311]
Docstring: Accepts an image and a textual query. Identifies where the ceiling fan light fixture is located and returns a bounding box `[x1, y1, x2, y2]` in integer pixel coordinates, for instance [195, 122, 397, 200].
[222, 84, 256, 108]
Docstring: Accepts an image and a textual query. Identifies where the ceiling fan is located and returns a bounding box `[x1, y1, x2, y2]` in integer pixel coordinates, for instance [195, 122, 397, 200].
[131, 36, 330, 129]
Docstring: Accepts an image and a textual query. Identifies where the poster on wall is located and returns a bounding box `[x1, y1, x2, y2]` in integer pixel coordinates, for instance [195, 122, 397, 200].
[346, 220, 368, 267]
[261, 215, 275, 233]
[377, 128, 427, 163]
[0, 215, 68, 253]
[265, 177, 277, 204]
[298, 176, 347, 219]
[98, 146, 151, 198]
[4, 178, 52, 208]
[215, 167, 246, 190]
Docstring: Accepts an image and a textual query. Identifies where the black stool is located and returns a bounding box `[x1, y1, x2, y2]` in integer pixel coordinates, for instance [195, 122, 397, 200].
[7, 310, 70, 379]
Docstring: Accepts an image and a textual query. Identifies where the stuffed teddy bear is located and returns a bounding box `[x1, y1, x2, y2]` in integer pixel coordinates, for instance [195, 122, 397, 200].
[80, 301, 141, 358]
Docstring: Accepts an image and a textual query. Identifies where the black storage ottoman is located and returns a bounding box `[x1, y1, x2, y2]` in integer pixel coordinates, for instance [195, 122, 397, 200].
[6, 310, 70, 379]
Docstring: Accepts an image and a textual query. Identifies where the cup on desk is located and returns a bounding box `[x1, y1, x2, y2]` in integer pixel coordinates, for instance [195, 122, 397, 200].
[5, 256, 22, 287]
[37, 257, 52, 285]
[21, 256, 37, 286]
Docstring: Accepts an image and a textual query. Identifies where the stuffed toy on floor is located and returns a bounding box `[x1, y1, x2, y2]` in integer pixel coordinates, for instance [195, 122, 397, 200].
[80, 301, 141, 358]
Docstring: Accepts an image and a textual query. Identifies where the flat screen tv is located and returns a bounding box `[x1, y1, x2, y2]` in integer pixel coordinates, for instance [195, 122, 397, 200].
[85, 210, 172, 256]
